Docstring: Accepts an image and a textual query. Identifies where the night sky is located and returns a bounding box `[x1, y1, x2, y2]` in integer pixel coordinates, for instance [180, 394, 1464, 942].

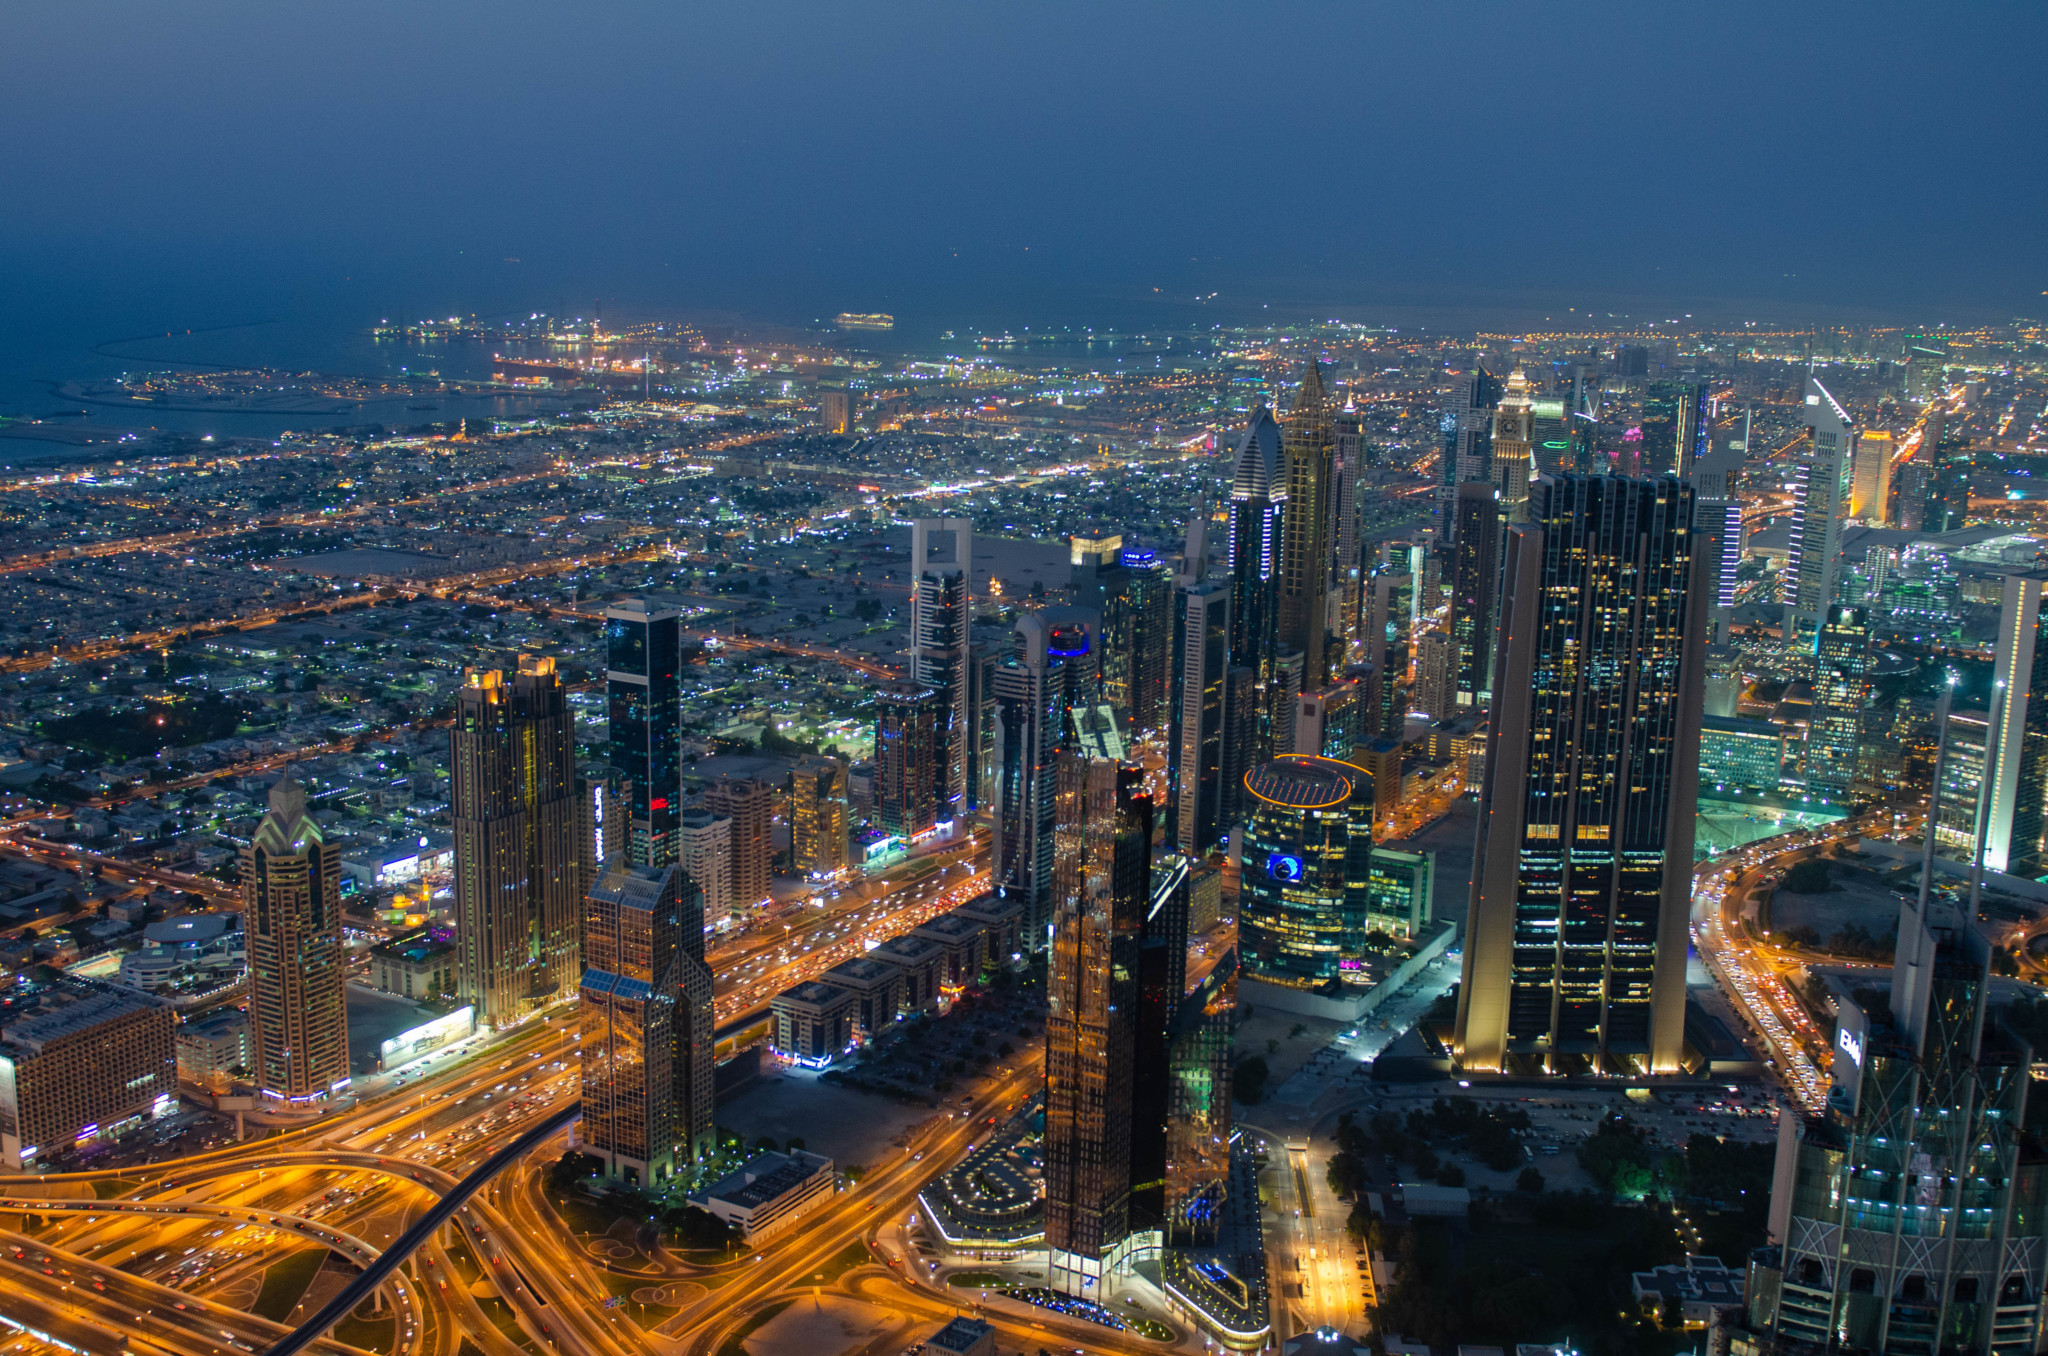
[4, 0, 2044, 353]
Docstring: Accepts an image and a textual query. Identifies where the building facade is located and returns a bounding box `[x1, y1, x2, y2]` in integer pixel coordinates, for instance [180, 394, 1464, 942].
[605, 599, 683, 867]
[700, 778, 773, 909]
[790, 756, 850, 879]
[911, 518, 973, 816]
[243, 775, 351, 1106]
[0, 980, 176, 1168]
[874, 680, 940, 841]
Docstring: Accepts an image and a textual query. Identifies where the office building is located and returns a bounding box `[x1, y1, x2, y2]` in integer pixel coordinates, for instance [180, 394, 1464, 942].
[1783, 378, 1857, 653]
[1641, 380, 1708, 477]
[700, 778, 773, 908]
[1456, 474, 1704, 1076]
[1295, 677, 1359, 761]
[579, 863, 714, 1183]
[1921, 403, 1972, 534]
[243, 775, 351, 1106]
[1975, 571, 2048, 881]
[1732, 862, 2048, 1354]
[1163, 953, 1237, 1247]
[452, 659, 580, 1029]
[1239, 756, 1373, 988]
[1850, 428, 1894, 523]
[676, 808, 733, 924]
[0, 979, 176, 1169]
[1170, 578, 1231, 853]
[1490, 368, 1536, 520]
[769, 981, 856, 1066]
[967, 641, 1001, 812]
[1806, 606, 1870, 800]
[1700, 716, 1789, 799]
[910, 518, 973, 815]
[1366, 848, 1434, 940]
[1277, 361, 1335, 689]
[574, 763, 630, 902]
[819, 387, 851, 434]
[819, 956, 899, 1036]
[1132, 851, 1192, 1231]
[993, 613, 1066, 942]
[790, 756, 850, 878]
[606, 599, 683, 867]
[1045, 714, 1152, 1296]
[1120, 549, 1176, 733]
[1417, 629, 1457, 724]
[870, 933, 947, 1012]
[1450, 482, 1498, 707]
[875, 680, 939, 840]
[692, 1150, 836, 1244]
[1226, 405, 1284, 695]
[1447, 366, 1503, 487]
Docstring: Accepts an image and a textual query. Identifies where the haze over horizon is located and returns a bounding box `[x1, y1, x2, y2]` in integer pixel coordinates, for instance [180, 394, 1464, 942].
[4, 0, 2044, 363]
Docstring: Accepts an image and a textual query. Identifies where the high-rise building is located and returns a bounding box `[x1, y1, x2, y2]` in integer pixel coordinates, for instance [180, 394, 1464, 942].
[790, 756, 850, 879]
[1226, 405, 1284, 696]
[1120, 549, 1176, 733]
[1162, 951, 1236, 1247]
[1329, 395, 1361, 643]
[1732, 841, 2048, 1353]
[579, 863, 714, 1184]
[910, 518, 973, 815]
[818, 387, 852, 435]
[452, 659, 580, 1029]
[1456, 473, 1705, 1076]
[675, 808, 733, 924]
[1640, 380, 1708, 477]
[1450, 482, 1498, 707]
[1806, 605, 1870, 800]
[1169, 579, 1231, 853]
[1489, 368, 1535, 520]
[1277, 362, 1335, 690]
[1294, 677, 1359, 761]
[0, 979, 176, 1169]
[967, 641, 1001, 812]
[1220, 666, 1257, 833]
[243, 775, 350, 1106]
[606, 599, 683, 867]
[574, 763, 630, 903]
[874, 680, 940, 841]
[994, 613, 1066, 943]
[1976, 571, 2048, 881]
[1417, 629, 1457, 724]
[1447, 366, 1503, 486]
[1783, 378, 1857, 652]
[1921, 402, 1972, 533]
[1850, 428, 1895, 523]
[1238, 756, 1373, 988]
[700, 778, 773, 908]
[1045, 715, 1151, 1296]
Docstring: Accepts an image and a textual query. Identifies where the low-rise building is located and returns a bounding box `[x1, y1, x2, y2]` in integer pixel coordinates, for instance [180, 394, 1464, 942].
[175, 1008, 250, 1084]
[925, 1317, 996, 1356]
[770, 981, 856, 1067]
[368, 930, 458, 1002]
[691, 1149, 835, 1242]
[819, 956, 899, 1036]
[951, 893, 1024, 962]
[0, 979, 177, 1168]
[909, 912, 985, 992]
[870, 933, 946, 1012]
[1630, 1254, 1743, 1327]
[119, 911, 245, 993]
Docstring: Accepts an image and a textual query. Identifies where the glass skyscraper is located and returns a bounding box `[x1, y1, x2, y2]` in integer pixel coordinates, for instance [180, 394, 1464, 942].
[1455, 473, 1706, 1076]
[605, 599, 682, 868]
[1238, 755, 1373, 988]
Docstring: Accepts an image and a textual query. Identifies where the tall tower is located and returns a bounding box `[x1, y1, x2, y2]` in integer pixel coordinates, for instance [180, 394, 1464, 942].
[605, 599, 682, 867]
[910, 518, 972, 815]
[573, 763, 630, 904]
[790, 756, 850, 878]
[1045, 717, 1151, 1296]
[1238, 756, 1373, 988]
[1979, 570, 2048, 880]
[1489, 368, 1535, 522]
[1449, 482, 1499, 708]
[1456, 474, 1705, 1076]
[1169, 578, 1231, 853]
[243, 775, 349, 1106]
[1277, 362, 1335, 689]
[1226, 405, 1284, 690]
[994, 614, 1066, 944]
[1850, 428, 1895, 523]
[1806, 605, 1870, 801]
[1783, 376, 1857, 653]
[874, 680, 940, 840]
[452, 658, 580, 1029]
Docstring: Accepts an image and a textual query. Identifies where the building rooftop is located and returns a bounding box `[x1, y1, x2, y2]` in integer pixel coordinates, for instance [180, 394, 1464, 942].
[1246, 756, 1355, 809]
[697, 1149, 832, 1211]
[142, 911, 239, 946]
[927, 1317, 995, 1354]
[0, 979, 167, 1054]
[773, 980, 851, 1010]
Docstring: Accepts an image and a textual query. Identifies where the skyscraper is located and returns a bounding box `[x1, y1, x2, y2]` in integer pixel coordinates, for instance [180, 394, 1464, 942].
[243, 775, 350, 1106]
[874, 680, 940, 841]
[1977, 570, 2048, 881]
[1163, 951, 1236, 1248]
[1277, 361, 1335, 689]
[452, 659, 580, 1029]
[1850, 428, 1895, 523]
[675, 808, 733, 924]
[1169, 578, 1231, 853]
[1120, 549, 1176, 733]
[1489, 368, 1535, 521]
[1416, 629, 1457, 724]
[910, 518, 973, 815]
[1450, 482, 1498, 708]
[1456, 473, 1705, 1076]
[994, 613, 1066, 943]
[790, 756, 850, 878]
[1226, 405, 1284, 692]
[1806, 605, 1870, 800]
[1640, 379, 1708, 477]
[606, 599, 682, 867]
[700, 778, 773, 908]
[579, 863, 714, 1184]
[1238, 756, 1373, 988]
[1045, 714, 1151, 1296]
[1783, 377, 1857, 653]
[1447, 366, 1503, 487]
[574, 763, 630, 904]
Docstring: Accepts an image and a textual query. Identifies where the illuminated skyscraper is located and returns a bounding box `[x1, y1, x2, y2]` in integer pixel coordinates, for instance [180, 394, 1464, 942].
[1417, 629, 1457, 724]
[874, 680, 940, 841]
[1784, 377, 1857, 653]
[1277, 362, 1335, 688]
[1169, 578, 1231, 852]
[1641, 379, 1708, 477]
[605, 599, 682, 867]
[1489, 368, 1535, 521]
[1922, 402, 1972, 534]
[579, 863, 715, 1184]
[1977, 571, 2048, 881]
[1456, 474, 1705, 1076]
[243, 775, 350, 1107]
[1450, 482, 1498, 707]
[1238, 756, 1373, 988]
[1163, 951, 1236, 1247]
[453, 659, 580, 1029]
[1850, 428, 1895, 524]
[675, 808, 732, 923]
[1447, 366, 1503, 487]
[574, 763, 630, 903]
[1806, 605, 1870, 801]
[1226, 405, 1284, 691]
[1045, 715, 1151, 1296]
[911, 518, 973, 814]
[790, 756, 850, 878]
[700, 778, 773, 909]
[994, 614, 1067, 941]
